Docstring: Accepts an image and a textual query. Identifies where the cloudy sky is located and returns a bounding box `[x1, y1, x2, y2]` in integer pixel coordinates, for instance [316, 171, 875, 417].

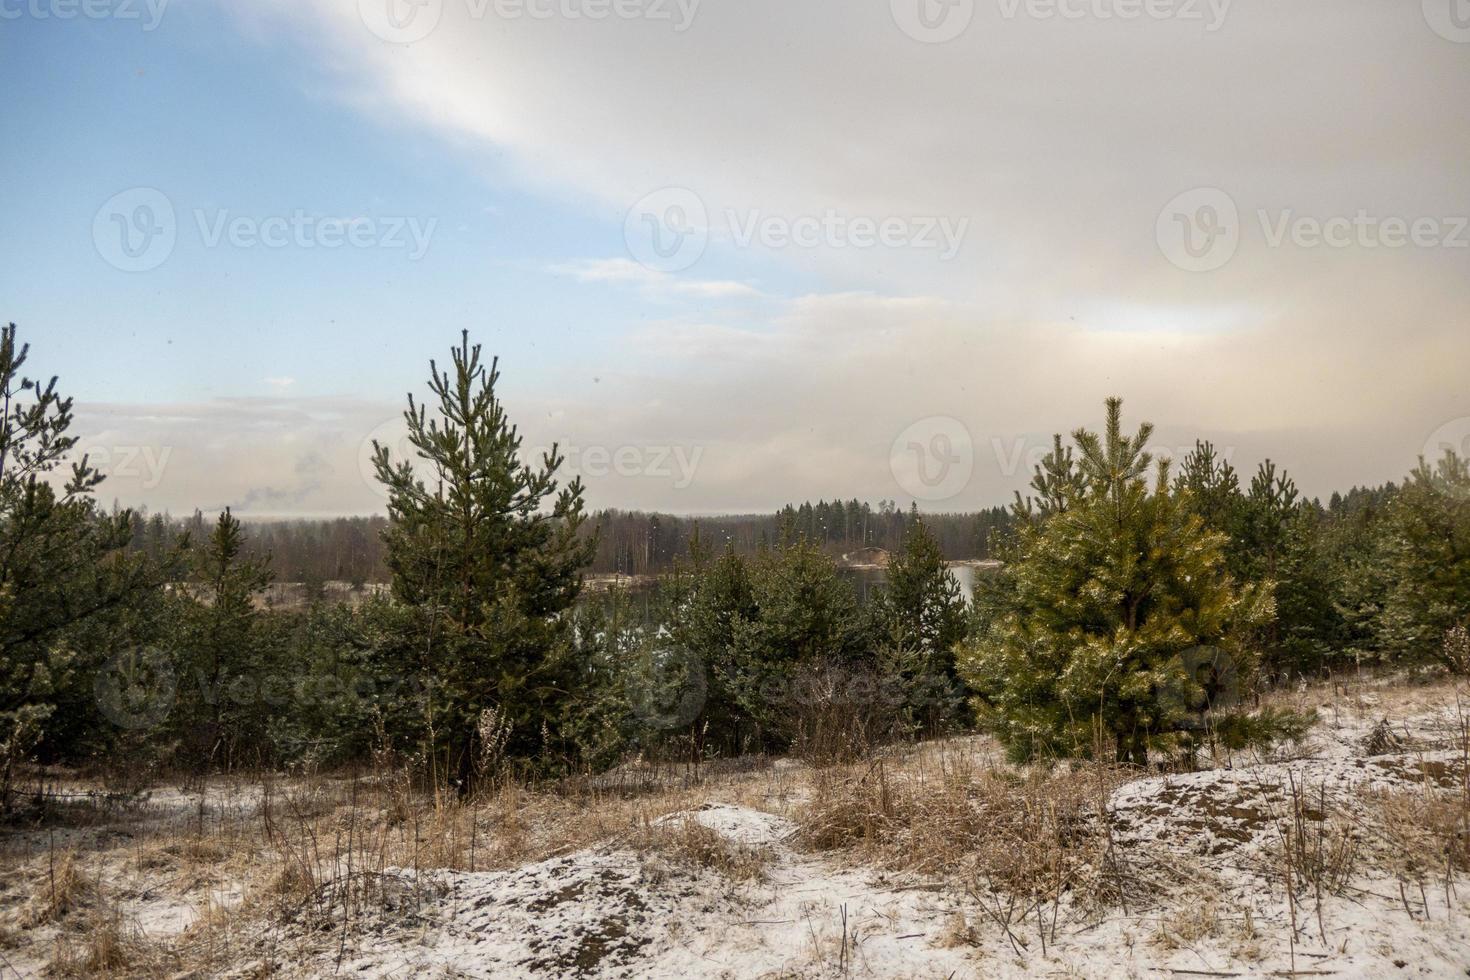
[5, 0, 1468, 516]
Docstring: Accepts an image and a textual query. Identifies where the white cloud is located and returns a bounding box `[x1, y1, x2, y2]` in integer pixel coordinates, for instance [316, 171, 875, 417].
[152, 0, 1470, 511]
[553, 257, 762, 299]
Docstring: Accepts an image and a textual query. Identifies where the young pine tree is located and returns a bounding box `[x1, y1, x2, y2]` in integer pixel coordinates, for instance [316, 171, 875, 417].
[1371, 450, 1470, 669]
[724, 536, 868, 751]
[171, 508, 272, 768]
[372, 332, 595, 784]
[958, 399, 1273, 765]
[871, 518, 968, 732]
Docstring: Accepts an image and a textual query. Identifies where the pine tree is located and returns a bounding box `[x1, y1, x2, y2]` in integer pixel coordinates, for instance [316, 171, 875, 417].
[699, 536, 869, 751]
[1175, 440, 1241, 541]
[958, 399, 1273, 764]
[1371, 450, 1470, 668]
[0, 324, 181, 800]
[372, 332, 595, 783]
[171, 508, 273, 768]
[871, 518, 968, 731]
[1012, 433, 1086, 520]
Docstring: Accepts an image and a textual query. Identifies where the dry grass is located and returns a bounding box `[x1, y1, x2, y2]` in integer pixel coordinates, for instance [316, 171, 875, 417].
[1371, 787, 1470, 880]
[2, 670, 1465, 977]
[46, 914, 144, 977]
[22, 850, 97, 927]
[623, 814, 772, 882]
[1152, 892, 1220, 949]
[795, 739, 1143, 938]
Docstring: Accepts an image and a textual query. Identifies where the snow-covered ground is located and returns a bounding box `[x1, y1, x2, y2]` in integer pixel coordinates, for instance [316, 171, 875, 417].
[3, 675, 1468, 978]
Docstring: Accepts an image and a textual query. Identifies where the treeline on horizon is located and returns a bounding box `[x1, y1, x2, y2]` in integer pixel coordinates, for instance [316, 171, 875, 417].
[117, 501, 1016, 585]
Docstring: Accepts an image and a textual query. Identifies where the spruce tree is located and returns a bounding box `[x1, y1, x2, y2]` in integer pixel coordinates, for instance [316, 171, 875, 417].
[958, 399, 1273, 764]
[372, 332, 595, 782]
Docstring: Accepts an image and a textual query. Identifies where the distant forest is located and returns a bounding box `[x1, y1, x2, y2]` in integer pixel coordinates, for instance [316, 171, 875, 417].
[119, 500, 1016, 584]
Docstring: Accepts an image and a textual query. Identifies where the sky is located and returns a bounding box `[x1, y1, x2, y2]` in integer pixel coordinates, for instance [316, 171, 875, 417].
[3, 0, 1468, 517]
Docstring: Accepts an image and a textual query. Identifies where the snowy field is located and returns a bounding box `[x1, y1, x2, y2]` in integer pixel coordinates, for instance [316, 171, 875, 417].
[2, 674, 1467, 978]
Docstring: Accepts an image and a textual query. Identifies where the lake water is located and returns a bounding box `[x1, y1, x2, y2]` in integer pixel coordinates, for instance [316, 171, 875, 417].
[586, 562, 993, 624]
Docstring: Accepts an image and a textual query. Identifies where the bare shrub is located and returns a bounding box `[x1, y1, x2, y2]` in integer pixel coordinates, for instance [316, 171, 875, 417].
[474, 706, 514, 788]
[46, 913, 151, 977]
[1442, 625, 1470, 675]
[783, 660, 901, 766]
[1362, 718, 1405, 756]
[1274, 778, 1360, 897]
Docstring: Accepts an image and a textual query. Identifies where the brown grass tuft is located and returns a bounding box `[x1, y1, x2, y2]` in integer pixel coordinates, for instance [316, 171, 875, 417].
[624, 815, 771, 882]
[24, 850, 96, 926]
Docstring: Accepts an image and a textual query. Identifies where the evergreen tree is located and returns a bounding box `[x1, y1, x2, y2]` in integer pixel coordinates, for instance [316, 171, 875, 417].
[958, 399, 1273, 764]
[1175, 440, 1242, 545]
[372, 332, 595, 783]
[0, 324, 181, 797]
[1370, 451, 1470, 668]
[1012, 433, 1086, 520]
[673, 542, 758, 751]
[870, 518, 968, 731]
[170, 509, 273, 768]
[698, 537, 868, 750]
